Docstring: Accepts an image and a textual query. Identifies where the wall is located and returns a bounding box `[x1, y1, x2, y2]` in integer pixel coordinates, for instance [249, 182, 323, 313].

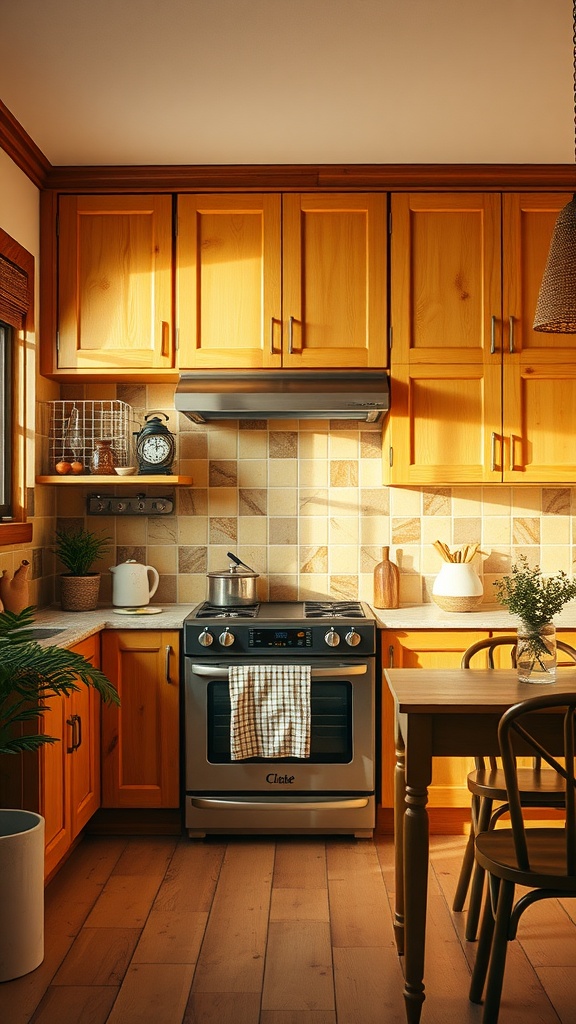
[41, 381, 576, 610]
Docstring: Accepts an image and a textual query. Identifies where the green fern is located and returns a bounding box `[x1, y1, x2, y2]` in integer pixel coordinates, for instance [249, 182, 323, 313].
[54, 527, 111, 576]
[0, 606, 119, 756]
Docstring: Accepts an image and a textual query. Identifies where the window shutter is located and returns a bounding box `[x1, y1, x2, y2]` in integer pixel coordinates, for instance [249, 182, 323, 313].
[0, 253, 30, 327]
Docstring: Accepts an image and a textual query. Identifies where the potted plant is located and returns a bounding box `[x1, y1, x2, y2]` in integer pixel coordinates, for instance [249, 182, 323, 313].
[54, 526, 112, 611]
[494, 555, 576, 682]
[0, 605, 119, 980]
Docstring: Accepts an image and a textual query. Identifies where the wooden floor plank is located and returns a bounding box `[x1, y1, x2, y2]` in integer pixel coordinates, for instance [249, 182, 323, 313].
[332, 946, 406, 1024]
[191, 842, 274, 994]
[132, 910, 208, 964]
[84, 873, 163, 929]
[261, 921, 334, 1012]
[183, 991, 261, 1024]
[51, 927, 140, 985]
[326, 841, 393, 948]
[270, 887, 329, 923]
[272, 840, 328, 889]
[260, 1012, 336, 1024]
[29, 985, 118, 1024]
[110, 836, 178, 877]
[152, 840, 225, 913]
[105, 963, 195, 1024]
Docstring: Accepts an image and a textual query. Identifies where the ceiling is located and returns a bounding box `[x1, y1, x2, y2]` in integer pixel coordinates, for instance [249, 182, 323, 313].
[0, 0, 573, 168]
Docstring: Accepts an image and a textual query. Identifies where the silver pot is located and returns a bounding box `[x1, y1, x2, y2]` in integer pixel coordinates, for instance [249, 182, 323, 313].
[207, 552, 259, 606]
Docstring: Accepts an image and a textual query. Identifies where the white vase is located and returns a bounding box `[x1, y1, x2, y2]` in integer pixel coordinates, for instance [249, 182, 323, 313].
[0, 809, 45, 981]
[432, 562, 483, 612]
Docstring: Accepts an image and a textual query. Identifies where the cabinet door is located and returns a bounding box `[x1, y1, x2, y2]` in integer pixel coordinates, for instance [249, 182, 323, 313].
[57, 195, 173, 371]
[42, 634, 102, 878]
[41, 690, 69, 878]
[101, 631, 180, 808]
[282, 194, 387, 369]
[68, 635, 101, 839]
[387, 194, 502, 484]
[381, 630, 489, 810]
[503, 193, 576, 482]
[177, 194, 282, 369]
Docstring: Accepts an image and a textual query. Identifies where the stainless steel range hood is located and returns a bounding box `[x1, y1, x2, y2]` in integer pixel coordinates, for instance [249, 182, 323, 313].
[175, 371, 389, 424]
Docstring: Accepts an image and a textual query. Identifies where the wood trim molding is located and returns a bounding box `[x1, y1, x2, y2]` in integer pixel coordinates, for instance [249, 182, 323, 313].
[0, 99, 51, 189]
[44, 162, 576, 193]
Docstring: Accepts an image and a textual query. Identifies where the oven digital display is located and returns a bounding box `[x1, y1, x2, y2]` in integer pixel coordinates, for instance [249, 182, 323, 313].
[248, 627, 313, 648]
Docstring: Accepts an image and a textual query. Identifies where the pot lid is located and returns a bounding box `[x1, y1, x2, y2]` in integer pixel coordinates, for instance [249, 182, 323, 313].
[207, 566, 259, 579]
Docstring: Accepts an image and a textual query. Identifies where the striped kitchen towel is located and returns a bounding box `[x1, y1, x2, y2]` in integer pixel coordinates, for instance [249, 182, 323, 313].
[228, 664, 311, 761]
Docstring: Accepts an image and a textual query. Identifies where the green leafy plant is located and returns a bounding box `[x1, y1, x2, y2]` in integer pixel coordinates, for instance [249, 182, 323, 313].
[54, 527, 111, 577]
[493, 556, 576, 629]
[0, 606, 119, 756]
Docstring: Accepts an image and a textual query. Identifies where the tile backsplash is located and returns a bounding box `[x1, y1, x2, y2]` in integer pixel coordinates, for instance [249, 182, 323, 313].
[23, 382, 576, 610]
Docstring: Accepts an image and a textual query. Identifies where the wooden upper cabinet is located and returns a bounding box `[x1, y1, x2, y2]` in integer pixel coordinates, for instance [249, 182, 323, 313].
[502, 193, 576, 483]
[56, 195, 174, 373]
[387, 193, 502, 484]
[386, 191, 576, 485]
[281, 194, 387, 369]
[177, 192, 387, 370]
[177, 194, 282, 369]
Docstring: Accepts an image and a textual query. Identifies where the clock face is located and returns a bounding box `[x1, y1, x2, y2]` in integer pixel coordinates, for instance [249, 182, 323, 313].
[139, 434, 172, 465]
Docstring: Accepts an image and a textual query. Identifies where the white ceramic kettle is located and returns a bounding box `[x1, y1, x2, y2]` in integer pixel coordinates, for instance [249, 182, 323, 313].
[110, 559, 160, 607]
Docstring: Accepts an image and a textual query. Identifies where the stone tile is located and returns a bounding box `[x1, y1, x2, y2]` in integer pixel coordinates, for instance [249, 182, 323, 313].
[330, 460, 358, 487]
[422, 488, 451, 516]
[209, 461, 237, 487]
[300, 546, 328, 574]
[239, 489, 267, 516]
[391, 517, 421, 544]
[178, 547, 208, 573]
[512, 517, 540, 545]
[209, 517, 237, 545]
[268, 518, 298, 545]
[269, 431, 298, 458]
[542, 487, 571, 516]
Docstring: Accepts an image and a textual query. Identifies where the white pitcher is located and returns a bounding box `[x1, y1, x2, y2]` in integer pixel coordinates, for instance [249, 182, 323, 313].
[109, 559, 160, 607]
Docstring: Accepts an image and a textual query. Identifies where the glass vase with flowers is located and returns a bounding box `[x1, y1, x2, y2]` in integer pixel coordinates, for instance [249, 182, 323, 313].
[494, 556, 576, 683]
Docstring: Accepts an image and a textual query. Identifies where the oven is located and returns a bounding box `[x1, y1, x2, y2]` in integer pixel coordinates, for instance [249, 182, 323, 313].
[183, 600, 376, 838]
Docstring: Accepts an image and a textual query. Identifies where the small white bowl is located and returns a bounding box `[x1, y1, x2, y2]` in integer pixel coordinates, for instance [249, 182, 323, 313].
[115, 466, 137, 476]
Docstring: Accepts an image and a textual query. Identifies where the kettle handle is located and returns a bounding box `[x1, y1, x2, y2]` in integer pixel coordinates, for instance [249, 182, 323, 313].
[146, 565, 160, 599]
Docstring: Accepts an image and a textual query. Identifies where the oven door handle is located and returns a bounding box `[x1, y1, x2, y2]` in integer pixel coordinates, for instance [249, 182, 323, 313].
[190, 796, 371, 811]
[189, 663, 368, 678]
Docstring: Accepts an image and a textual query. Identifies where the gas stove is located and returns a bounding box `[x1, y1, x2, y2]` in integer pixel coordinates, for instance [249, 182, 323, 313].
[183, 600, 376, 657]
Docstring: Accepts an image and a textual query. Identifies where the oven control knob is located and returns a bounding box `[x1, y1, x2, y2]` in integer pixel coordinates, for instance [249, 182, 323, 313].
[198, 629, 214, 647]
[219, 628, 235, 647]
[345, 628, 362, 647]
[324, 628, 341, 647]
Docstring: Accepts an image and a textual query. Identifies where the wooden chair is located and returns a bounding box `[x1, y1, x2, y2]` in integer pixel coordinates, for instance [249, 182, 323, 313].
[453, 636, 576, 940]
[469, 691, 576, 1023]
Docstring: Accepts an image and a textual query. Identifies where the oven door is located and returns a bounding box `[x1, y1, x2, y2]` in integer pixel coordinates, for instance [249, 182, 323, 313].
[185, 658, 375, 795]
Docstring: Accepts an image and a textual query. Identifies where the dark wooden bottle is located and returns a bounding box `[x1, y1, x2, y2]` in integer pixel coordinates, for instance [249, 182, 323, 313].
[373, 546, 400, 609]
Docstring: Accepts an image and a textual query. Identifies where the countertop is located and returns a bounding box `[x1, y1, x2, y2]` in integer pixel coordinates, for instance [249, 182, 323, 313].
[26, 600, 576, 650]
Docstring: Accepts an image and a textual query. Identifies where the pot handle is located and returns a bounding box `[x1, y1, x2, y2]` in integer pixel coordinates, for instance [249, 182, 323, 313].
[227, 551, 256, 573]
[146, 565, 160, 599]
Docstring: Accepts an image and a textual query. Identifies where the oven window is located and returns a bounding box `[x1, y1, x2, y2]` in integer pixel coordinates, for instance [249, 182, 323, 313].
[207, 680, 353, 763]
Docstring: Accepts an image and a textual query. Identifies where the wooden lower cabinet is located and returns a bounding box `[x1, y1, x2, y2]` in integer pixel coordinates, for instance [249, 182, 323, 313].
[42, 634, 102, 878]
[101, 630, 180, 808]
[381, 629, 491, 813]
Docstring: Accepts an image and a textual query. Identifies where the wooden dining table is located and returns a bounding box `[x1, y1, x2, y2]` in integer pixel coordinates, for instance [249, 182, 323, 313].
[384, 666, 576, 1024]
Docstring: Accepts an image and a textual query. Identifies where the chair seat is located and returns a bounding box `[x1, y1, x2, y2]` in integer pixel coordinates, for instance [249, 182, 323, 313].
[468, 767, 566, 802]
[475, 828, 574, 888]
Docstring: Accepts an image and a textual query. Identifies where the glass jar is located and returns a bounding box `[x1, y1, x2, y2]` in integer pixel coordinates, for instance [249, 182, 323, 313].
[90, 439, 116, 475]
[516, 621, 557, 683]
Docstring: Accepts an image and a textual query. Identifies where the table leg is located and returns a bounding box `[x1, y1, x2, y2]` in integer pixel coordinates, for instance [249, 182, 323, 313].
[394, 728, 406, 954]
[402, 719, 432, 1024]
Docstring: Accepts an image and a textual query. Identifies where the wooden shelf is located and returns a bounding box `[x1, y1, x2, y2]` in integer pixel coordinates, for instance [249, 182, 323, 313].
[36, 475, 193, 485]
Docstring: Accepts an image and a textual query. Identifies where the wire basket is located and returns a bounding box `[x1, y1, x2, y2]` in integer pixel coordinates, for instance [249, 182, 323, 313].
[47, 400, 135, 475]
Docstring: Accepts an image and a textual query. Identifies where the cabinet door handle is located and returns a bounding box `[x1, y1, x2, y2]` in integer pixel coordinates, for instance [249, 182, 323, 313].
[509, 435, 517, 471]
[288, 316, 295, 354]
[490, 315, 497, 355]
[509, 316, 515, 353]
[388, 644, 395, 668]
[165, 644, 172, 684]
[161, 321, 170, 358]
[491, 431, 498, 472]
[270, 317, 276, 355]
[66, 713, 81, 752]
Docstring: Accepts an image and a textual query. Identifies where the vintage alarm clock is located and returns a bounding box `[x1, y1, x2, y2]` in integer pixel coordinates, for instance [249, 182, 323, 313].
[134, 412, 176, 475]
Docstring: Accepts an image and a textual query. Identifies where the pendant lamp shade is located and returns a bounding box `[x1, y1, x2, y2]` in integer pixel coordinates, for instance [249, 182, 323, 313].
[533, 195, 576, 332]
[533, 0, 576, 333]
